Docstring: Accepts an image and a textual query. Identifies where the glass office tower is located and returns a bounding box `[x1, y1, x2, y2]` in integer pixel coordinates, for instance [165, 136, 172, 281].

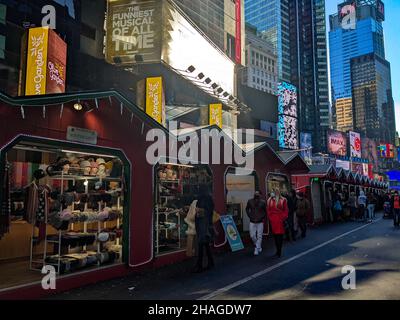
[245, 0, 291, 82]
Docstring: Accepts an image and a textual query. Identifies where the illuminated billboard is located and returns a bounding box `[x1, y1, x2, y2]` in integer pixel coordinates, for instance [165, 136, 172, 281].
[362, 138, 378, 170]
[336, 159, 350, 171]
[300, 132, 312, 164]
[105, 0, 163, 64]
[327, 130, 347, 156]
[379, 144, 395, 158]
[278, 82, 298, 150]
[349, 131, 362, 158]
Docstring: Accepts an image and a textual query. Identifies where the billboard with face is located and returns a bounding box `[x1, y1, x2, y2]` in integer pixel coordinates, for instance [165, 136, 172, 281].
[362, 138, 378, 171]
[278, 82, 298, 150]
[349, 131, 362, 158]
[327, 130, 347, 156]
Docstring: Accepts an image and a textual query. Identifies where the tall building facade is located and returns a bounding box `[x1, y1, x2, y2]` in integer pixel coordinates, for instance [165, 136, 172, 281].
[329, 0, 386, 129]
[173, 0, 246, 65]
[289, 0, 330, 153]
[241, 24, 278, 94]
[335, 97, 354, 132]
[244, 0, 291, 82]
[351, 53, 395, 143]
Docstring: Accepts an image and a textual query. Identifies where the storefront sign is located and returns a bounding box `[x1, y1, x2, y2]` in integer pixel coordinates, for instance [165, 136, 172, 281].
[67, 126, 98, 145]
[349, 131, 361, 158]
[327, 129, 347, 156]
[26, 27, 49, 95]
[220, 215, 244, 252]
[25, 27, 67, 96]
[146, 77, 164, 125]
[105, 0, 162, 64]
[209, 104, 222, 128]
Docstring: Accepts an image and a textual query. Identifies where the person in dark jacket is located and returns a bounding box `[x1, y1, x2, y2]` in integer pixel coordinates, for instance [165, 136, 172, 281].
[193, 185, 215, 273]
[286, 190, 298, 241]
[246, 191, 266, 255]
[296, 192, 310, 238]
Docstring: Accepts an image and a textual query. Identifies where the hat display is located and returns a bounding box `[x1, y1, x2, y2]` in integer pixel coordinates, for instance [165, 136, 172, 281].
[96, 158, 106, 165]
[33, 169, 46, 181]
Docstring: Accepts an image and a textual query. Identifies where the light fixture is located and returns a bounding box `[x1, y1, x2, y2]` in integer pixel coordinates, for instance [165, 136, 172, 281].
[204, 78, 212, 84]
[83, 180, 89, 187]
[211, 83, 219, 90]
[216, 88, 224, 94]
[222, 92, 229, 98]
[74, 102, 83, 111]
[197, 72, 205, 79]
[187, 65, 196, 73]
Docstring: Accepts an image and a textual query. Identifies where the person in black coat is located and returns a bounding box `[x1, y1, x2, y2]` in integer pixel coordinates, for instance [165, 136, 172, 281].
[286, 190, 298, 241]
[193, 184, 215, 273]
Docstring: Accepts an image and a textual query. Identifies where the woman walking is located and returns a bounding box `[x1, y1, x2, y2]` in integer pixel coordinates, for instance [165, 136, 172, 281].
[267, 189, 289, 258]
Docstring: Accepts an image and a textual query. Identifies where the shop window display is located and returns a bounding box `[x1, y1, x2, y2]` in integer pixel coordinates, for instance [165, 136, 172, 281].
[0, 141, 126, 290]
[266, 173, 290, 196]
[155, 164, 212, 255]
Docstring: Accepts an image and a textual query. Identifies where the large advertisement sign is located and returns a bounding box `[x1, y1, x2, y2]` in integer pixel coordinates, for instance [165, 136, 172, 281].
[146, 77, 164, 125]
[362, 138, 378, 170]
[278, 82, 298, 150]
[26, 27, 49, 95]
[162, 1, 235, 95]
[327, 130, 347, 156]
[209, 104, 223, 128]
[300, 132, 312, 164]
[105, 0, 162, 64]
[379, 144, 394, 158]
[336, 159, 350, 171]
[350, 131, 362, 158]
[25, 27, 67, 96]
[377, 0, 385, 20]
[352, 162, 363, 175]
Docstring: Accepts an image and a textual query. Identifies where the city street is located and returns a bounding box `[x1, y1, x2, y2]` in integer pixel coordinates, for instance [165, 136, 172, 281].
[50, 213, 400, 300]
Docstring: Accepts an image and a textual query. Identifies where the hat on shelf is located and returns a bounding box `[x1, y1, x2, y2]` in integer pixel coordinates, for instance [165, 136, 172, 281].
[79, 160, 91, 168]
[96, 158, 106, 165]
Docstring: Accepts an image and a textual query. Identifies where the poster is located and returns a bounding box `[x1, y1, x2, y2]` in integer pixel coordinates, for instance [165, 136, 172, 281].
[336, 159, 350, 171]
[146, 77, 164, 125]
[220, 215, 244, 252]
[105, 0, 162, 64]
[327, 130, 347, 156]
[362, 138, 378, 170]
[300, 132, 312, 164]
[352, 162, 363, 175]
[349, 131, 362, 158]
[26, 27, 49, 95]
[46, 29, 67, 94]
[209, 104, 223, 128]
[278, 82, 298, 150]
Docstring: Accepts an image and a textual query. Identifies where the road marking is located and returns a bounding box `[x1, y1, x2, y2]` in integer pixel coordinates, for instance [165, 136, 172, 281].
[199, 218, 382, 300]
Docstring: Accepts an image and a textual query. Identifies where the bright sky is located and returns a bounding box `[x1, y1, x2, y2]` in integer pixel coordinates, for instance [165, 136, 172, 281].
[325, 0, 400, 132]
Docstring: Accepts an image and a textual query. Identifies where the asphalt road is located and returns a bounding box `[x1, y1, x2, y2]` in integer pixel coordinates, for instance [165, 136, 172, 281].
[50, 213, 400, 300]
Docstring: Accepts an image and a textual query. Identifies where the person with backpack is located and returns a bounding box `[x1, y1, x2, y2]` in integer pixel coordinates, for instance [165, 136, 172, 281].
[392, 191, 400, 227]
[358, 191, 367, 222]
[296, 192, 310, 238]
[267, 189, 289, 258]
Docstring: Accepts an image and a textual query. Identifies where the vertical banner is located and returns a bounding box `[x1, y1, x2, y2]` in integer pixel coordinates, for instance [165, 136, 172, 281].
[209, 103, 223, 128]
[26, 27, 49, 96]
[235, 0, 242, 64]
[46, 30, 67, 94]
[349, 131, 362, 158]
[146, 77, 164, 125]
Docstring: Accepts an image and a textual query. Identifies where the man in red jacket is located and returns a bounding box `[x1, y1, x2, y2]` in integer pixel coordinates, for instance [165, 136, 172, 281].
[267, 189, 289, 257]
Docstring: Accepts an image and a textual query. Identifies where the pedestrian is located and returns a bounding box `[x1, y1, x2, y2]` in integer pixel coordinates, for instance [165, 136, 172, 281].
[392, 191, 400, 227]
[332, 189, 343, 222]
[325, 187, 333, 223]
[267, 189, 289, 258]
[357, 190, 367, 222]
[347, 192, 358, 221]
[366, 192, 376, 222]
[296, 192, 310, 238]
[193, 185, 215, 273]
[245, 191, 266, 256]
[286, 190, 298, 241]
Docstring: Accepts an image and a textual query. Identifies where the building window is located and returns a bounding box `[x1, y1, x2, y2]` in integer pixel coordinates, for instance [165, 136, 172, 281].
[0, 35, 5, 59]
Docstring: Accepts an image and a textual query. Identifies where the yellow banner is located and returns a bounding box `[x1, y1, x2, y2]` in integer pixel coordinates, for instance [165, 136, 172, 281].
[146, 77, 163, 124]
[25, 27, 49, 96]
[209, 104, 223, 128]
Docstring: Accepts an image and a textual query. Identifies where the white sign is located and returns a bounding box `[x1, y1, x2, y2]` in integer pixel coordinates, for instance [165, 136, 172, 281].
[67, 126, 97, 145]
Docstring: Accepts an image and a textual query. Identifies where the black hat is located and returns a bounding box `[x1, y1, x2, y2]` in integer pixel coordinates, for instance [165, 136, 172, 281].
[33, 169, 46, 181]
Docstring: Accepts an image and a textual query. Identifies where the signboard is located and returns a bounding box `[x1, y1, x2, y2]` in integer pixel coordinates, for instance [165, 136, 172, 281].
[362, 163, 369, 177]
[300, 132, 312, 164]
[362, 138, 378, 170]
[327, 130, 347, 156]
[336, 159, 350, 171]
[352, 162, 363, 175]
[235, 0, 242, 64]
[278, 82, 298, 150]
[220, 215, 244, 252]
[25, 27, 67, 96]
[209, 104, 223, 128]
[67, 126, 98, 145]
[26, 27, 49, 95]
[146, 77, 164, 125]
[349, 131, 362, 158]
[105, 0, 162, 64]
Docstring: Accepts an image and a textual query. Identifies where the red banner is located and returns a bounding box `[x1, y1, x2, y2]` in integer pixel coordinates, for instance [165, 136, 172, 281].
[235, 0, 242, 64]
[46, 29, 67, 94]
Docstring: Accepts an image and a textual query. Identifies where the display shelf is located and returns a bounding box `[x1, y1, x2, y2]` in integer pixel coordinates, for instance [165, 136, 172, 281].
[48, 174, 122, 182]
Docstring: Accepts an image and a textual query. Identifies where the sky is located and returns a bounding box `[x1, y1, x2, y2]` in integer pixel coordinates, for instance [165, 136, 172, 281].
[325, 0, 400, 132]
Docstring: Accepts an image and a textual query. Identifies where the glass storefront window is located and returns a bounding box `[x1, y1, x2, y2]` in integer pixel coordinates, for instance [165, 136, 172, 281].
[154, 164, 212, 255]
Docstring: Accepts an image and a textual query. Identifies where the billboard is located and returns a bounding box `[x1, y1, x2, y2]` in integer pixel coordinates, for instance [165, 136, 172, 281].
[327, 130, 347, 156]
[146, 77, 164, 125]
[162, 1, 235, 96]
[105, 0, 162, 64]
[377, 0, 385, 21]
[352, 162, 363, 175]
[349, 131, 362, 158]
[336, 159, 350, 171]
[25, 27, 67, 96]
[379, 144, 395, 158]
[278, 82, 298, 150]
[209, 104, 223, 128]
[362, 138, 378, 170]
[300, 132, 312, 164]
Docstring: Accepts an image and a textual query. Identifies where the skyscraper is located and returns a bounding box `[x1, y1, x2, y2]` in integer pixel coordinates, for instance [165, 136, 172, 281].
[329, 0, 386, 128]
[244, 0, 291, 82]
[289, 0, 330, 153]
